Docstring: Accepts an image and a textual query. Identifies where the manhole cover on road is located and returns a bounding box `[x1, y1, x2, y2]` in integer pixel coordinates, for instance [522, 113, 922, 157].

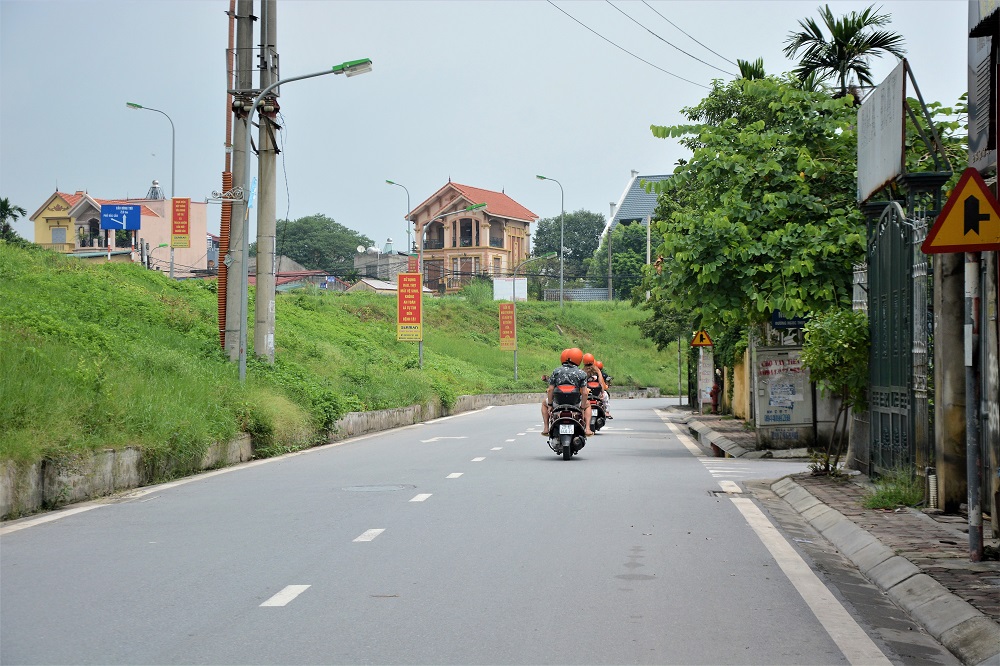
[343, 484, 415, 492]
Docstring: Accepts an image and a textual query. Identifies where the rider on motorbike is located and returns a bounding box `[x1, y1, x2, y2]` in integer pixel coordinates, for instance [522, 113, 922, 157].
[595, 360, 613, 418]
[582, 353, 611, 419]
[541, 347, 593, 436]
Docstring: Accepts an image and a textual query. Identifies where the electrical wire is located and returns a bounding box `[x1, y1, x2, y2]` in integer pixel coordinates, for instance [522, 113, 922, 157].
[606, 1, 736, 76]
[277, 111, 291, 261]
[545, 0, 710, 89]
[640, 0, 738, 67]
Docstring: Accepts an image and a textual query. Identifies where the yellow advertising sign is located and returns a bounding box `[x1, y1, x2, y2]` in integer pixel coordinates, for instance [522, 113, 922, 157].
[922, 168, 1000, 253]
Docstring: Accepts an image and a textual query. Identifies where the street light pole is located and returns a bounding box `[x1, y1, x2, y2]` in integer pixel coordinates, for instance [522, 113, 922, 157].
[237, 58, 372, 382]
[126, 101, 175, 277]
[385, 180, 411, 253]
[536, 175, 564, 308]
[413, 202, 487, 369]
[512, 251, 556, 380]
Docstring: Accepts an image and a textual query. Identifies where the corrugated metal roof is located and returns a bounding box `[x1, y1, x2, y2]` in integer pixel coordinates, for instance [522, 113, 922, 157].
[607, 174, 671, 233]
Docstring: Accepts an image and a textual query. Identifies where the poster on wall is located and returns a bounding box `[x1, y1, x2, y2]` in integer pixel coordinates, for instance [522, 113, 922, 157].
[754, 348, 813, 447]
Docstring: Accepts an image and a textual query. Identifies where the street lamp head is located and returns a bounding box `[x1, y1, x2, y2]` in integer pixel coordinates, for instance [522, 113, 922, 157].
[126, 102, 143, 110]
[465, 203, 487, 211]
[385, 179, 397, 185]
[332, 58, 373, 77]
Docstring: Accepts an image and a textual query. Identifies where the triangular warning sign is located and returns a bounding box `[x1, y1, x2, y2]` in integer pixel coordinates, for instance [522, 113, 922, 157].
[691, 330, 713, 347]
[922, 168, 1000, 254]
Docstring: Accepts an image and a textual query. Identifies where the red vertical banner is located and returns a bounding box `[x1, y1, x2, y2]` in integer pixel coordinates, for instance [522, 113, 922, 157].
[407, 255, 419, 273]
[397, 273, 423, 341]
[499, 302, 516, 351]
[171, 197, 191, 248]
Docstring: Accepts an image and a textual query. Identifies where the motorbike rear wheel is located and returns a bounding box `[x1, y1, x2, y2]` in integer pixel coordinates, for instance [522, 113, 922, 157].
[560, 433, 573, 459]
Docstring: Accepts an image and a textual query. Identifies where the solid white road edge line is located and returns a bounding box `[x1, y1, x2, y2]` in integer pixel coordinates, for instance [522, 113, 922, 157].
[657, 413, 705, 457]
[353, 528, 385, 542]
[410, 494, 432, 502]
[260, 585, 310, 607]
[718, 480, 742, 494]
[731, 498, 891, 666]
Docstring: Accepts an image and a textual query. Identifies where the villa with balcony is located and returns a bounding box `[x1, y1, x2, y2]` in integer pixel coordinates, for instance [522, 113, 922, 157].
[409, 181, 537, 293]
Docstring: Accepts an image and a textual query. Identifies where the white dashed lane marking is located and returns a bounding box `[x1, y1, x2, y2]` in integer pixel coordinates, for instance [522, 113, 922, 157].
[260, 585, 310, 607]
[447, 473, 463, 479]
[353, 528, 385, 542]
[718, 480, 742, 494]
[471, 457, 486, 462]
[410, 494, 432, 502]
[505, 439, 515, 442]
[491, 447, 503, 451]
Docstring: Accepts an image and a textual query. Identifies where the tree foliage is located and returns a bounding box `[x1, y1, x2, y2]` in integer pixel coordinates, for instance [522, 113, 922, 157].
[532, 209, 605, 282]
[646, 75, 864, 334]
[0, 197, 29, 246]
[801, 308, 869, 473]
[587, 221, 649, 298]
[783, 4, 906, 99]
[252, 214, 372, 276]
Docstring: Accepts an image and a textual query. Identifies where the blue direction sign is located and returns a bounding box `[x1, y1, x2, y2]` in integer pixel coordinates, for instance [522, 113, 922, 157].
[100, 204, 141, 230]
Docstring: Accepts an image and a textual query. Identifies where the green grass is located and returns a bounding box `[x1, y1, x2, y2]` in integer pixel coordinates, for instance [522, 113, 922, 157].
[0, 242, 685, 467]
[862, 469, 925, 510]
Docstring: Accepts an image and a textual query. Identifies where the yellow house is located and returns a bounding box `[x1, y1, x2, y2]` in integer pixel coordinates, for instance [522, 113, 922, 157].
[28, 184, 208, 276]
[409, 182, 536, 293]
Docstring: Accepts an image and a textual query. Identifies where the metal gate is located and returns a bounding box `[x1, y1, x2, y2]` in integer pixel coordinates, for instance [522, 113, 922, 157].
[868, 202, 914, 473]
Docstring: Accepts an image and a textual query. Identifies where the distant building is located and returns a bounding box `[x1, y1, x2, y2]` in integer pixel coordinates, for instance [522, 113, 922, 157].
[408, 182, 537, 294]
[605, 171, 671, 237]
[27, 180, 209, 277]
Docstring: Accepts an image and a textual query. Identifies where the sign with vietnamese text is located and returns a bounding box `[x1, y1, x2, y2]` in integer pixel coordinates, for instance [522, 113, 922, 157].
[100, 204, 141, 230]
[499, 302, 516, 351]
[171, 197, 191, 249]
[397, 273, 423, 341]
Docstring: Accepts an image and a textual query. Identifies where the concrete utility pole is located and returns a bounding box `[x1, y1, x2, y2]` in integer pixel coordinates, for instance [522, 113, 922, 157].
[226, 0, 254, 361]
[255, 0, 278, 363]
[935, 252, 967, 512]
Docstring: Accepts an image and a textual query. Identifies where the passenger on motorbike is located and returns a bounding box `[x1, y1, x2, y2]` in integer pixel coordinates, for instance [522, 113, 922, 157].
[541, 347, 593, 436]
[595, 360, 613, 418]
[582, 353, 611, 419]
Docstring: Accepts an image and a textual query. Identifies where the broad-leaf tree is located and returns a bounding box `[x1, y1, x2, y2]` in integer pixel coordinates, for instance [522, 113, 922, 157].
[587, 221, 649, 298]
[646, 75, 864, 333]
[532, 209, 605, 283]
[783, 4, 906, 100]
[252, 214, 372, 276]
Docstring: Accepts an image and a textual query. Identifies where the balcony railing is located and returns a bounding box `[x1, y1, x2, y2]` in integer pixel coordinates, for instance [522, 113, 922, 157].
[38, 243, 76, 253]
[424, 239, 444, 250]
[488, 237, 504, 248]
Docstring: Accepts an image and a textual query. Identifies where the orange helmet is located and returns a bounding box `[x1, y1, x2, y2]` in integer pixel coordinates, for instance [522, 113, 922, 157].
[596, 361, 604, 369]
[560, 347, 584, 365]
[582, 353, 595, 365]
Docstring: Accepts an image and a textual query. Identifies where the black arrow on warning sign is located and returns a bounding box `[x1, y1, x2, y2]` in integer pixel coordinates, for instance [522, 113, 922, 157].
[964, 195, 990, 235]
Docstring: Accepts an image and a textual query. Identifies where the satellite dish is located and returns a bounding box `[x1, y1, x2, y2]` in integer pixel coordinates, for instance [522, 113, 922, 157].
[357, 245, 365, 254]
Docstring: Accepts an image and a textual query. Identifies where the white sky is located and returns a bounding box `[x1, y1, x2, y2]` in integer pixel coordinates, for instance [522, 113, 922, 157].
[1, 0, 970, 250]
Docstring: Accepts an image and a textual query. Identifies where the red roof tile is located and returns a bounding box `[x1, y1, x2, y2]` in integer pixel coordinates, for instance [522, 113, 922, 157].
[449, 183, 537, 222]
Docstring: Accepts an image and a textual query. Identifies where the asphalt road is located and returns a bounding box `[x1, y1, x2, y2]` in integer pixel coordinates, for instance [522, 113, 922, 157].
[0, 398, 929, 664]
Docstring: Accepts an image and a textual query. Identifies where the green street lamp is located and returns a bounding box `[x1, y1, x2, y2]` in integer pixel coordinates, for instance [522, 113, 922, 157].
[237, 58, 373, 382]
[536, 174, 564, 308]
[385, 180, 411, 253]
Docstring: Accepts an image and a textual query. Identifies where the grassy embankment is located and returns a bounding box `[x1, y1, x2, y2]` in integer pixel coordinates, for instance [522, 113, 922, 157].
[0, 243, 683, 470]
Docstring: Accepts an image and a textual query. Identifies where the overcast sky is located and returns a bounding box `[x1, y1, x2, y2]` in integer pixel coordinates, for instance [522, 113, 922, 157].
[1, 0, 969, 252]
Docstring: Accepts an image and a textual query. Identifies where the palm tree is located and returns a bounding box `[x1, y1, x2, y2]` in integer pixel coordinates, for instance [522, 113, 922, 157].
[783, 4, 906, 101]
[737, 58, 766, 80]
[0, 197, 28, 243]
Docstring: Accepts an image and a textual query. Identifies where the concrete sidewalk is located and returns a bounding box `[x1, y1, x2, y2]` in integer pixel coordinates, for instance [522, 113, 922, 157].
[683, 412, 1000, 666]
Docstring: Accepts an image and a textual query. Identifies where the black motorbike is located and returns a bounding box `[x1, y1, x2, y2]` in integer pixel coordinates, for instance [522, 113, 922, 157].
[547, 383, 588, 460]
[586, 378, 608, 433]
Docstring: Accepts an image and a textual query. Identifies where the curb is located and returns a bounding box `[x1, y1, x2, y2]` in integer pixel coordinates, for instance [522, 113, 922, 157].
[687, 420, 751, 457]
[771, 478, 1000, 666]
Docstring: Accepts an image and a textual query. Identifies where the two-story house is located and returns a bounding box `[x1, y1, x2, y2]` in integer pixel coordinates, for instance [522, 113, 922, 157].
[28, 180, 208, 276]
[408, 181, 537, 293]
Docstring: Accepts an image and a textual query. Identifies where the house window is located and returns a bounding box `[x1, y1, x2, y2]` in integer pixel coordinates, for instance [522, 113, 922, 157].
[493, 257, 501, 275]
[459, 218, 474, 247]
[51, 227, 67, 244]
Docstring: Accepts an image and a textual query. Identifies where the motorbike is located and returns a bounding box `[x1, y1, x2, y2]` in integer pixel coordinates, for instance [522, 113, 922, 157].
[544, 379, 588, 460]
[586, 378, 608, 433]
